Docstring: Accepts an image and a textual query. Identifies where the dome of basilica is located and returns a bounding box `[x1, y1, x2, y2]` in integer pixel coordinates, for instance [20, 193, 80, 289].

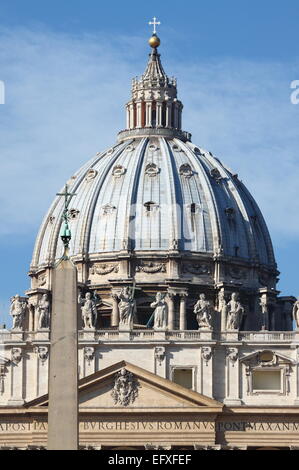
[28, 34, 280, 331]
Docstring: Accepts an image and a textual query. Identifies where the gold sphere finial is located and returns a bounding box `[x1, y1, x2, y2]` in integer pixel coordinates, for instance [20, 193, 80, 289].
[148, 33, 161, 48]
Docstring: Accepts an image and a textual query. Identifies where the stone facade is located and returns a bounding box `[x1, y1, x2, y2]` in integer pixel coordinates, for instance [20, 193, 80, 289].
[0, 32, 298, 450]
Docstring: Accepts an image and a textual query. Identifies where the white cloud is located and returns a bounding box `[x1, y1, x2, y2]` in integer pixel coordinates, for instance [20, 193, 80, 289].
[0, 27, 298, 244]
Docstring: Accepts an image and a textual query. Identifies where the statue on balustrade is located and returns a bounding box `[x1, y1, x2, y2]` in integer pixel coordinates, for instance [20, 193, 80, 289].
[217, 290, 227, 331]
[118, 287, 136, 330]
[194, 293, 213, 330]
[226, 293, 244, 331]
[10, 295, 27, 330]
[150, 292, 168, 330]
[37, 293, 50, 329]
[293, 298, 299, 330]
[78, 291, 97, 329]
[259, 294, 269, 331]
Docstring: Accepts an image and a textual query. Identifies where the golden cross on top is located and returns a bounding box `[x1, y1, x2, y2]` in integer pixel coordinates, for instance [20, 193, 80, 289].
[149, 16, 161, 35]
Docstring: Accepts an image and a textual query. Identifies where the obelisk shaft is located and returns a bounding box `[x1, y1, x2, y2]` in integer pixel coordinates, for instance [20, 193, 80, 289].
[47, 259, 78, 450]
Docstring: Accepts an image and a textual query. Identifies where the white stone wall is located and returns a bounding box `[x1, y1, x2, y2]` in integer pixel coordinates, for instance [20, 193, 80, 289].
[0, 332, 298, 407]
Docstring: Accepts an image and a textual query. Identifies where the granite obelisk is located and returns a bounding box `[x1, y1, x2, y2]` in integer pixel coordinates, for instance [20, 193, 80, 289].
[47, 185, 78, 450]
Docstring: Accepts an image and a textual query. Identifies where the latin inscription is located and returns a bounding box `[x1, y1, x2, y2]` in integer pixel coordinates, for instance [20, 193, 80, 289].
[0, 420, 299, 434]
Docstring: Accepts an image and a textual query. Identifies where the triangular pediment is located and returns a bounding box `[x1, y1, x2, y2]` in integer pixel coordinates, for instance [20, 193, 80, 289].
[26, 361, 223, 412]
[240, 349, 296, 365]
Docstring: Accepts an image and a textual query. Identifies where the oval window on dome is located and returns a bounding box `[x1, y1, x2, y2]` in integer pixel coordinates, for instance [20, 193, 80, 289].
[69, 209, 80, 220]
[112, 165, 126, 178]
[179, 164, 193, 178]
[126, 144, 135, 152]
[210, 168, 222, 180]
[172, 144, 180, 152]
[85, 169, 98, 181]
[145, 163, 159, 177]
[106, 148, 114, 156]
[148, 143, 158, 152]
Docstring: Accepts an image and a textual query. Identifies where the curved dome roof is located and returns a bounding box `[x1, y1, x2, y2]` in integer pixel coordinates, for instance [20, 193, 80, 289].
[31, 137, 275, 269]
[30, 35, 276, 272]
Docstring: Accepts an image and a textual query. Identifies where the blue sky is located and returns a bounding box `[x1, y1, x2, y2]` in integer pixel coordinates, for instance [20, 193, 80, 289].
[0, 0, 298, 325]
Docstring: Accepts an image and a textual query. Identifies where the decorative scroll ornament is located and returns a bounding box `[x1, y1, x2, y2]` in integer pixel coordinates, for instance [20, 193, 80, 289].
[154, 347, 165, 365]
[11, 348, 22, 364]
[84, 347, 95, 365]
[145, 163, 160, 177]
[179, 163, 193, 178]
[112, 165, 126, 178]
[201, 346, 212, 366]
[111, 368, 140, 406]
[183, 263, 211, 275]
[136, 261, 166, 274]
[90, 263, 119, 275]
[227, 348, 238, 366]
[35, 346, 49, 364]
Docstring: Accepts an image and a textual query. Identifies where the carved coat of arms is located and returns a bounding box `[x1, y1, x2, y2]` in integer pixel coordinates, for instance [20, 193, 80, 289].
[111, 368, 139, 406]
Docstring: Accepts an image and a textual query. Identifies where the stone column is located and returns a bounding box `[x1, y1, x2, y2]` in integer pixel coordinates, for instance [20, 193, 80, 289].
[166, 102, 172, 127]
[178, 104, 183, 130]
[48, 259, 78, 450]
[28, 305, 34, 331]
[129, 103, 134, 129]
[156, 101, 163, 127]
[8, 348, 24, 406]
[126, 106, 130, 129]
[179, 293, 187, 331]
[111, 292, 119, 327]
[167, 293, 175, 330]
[173, 102, 179, 128]
[34, 304, 40, 331]
[145, 102, 152, 127]
[224, 347, 242, 406]
[199, 346, 213, 397]
[136, 102, 142, 128]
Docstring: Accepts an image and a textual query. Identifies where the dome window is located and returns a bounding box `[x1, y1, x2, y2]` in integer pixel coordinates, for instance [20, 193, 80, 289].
[85, 169, 98, 181]
[210, 168, 222, 181]
[225, 207, 235, 220]
[145, 163, 159, 177]
[112, 165, 126, 178]
[172, 144, 180, 152]
[106, 148, 114, 156]
[144, 201, 158, 213]
[101, 204, 117, 216]
[69, 209, 80, 220]
[190, 203, 196, 214]
[148, 143, 158, 152]
[126, 144, 135, 152]
[179, 164, 193, 178]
